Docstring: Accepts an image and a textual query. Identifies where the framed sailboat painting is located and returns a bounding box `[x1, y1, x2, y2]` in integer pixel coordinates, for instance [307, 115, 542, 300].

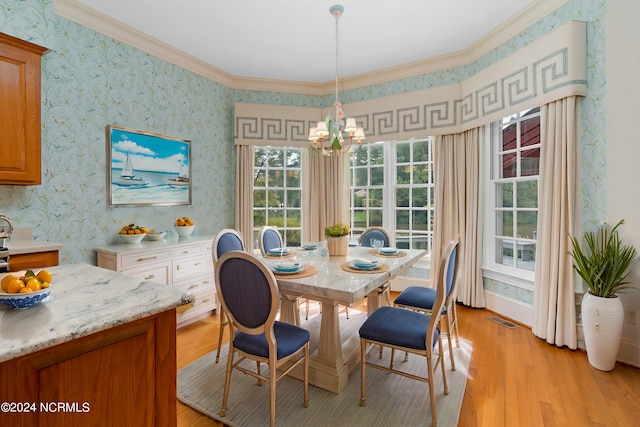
[106, 125, 192, 207]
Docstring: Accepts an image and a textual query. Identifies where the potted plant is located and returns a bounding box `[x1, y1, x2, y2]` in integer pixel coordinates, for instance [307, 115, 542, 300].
[569, 219, 637, 371]
[324, 223, 350, 256]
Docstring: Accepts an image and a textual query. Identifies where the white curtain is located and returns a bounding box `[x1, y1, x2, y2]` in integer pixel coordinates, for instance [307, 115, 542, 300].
[235, 145, 254, 252]
[302, 149, 350, 243]
[433, 127, 486, 308]
[532, 96, 579, 349]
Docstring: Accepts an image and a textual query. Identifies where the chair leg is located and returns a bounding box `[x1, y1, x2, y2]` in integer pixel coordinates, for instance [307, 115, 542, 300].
[359, 338, 367, 407]
[452, 303, 460, 347]
[216, 310, 227, 363]
[303, 344, 309, 408]
[220, 344, 234, 417]
[426, 355, 438, 426]
[305, 298, 310, 321]
[269, 364, 277, 427]
[445, 313, 456, 371]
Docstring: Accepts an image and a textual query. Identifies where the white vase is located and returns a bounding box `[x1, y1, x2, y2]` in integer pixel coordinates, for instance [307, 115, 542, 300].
[581, 292, 624, 371]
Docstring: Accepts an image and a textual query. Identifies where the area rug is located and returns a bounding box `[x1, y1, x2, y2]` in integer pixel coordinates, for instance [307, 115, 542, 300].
[178, 312, 471, 427]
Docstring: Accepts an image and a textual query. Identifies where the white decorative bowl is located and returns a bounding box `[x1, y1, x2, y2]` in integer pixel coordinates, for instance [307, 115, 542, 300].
[145, 232, 166, 241]
[119, 233, 146, 244]
[0, 287, 51, 309]
[175, 225, 195, 237]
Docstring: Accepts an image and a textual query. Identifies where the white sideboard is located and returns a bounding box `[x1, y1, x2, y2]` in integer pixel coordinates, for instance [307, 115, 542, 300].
[95, 235, 216, 328]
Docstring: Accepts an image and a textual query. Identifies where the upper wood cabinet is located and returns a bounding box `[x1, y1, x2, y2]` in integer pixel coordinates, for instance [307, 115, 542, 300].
[0, 33, 47, 185]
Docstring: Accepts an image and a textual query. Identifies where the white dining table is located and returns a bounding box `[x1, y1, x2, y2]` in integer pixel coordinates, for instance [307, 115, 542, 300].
[263, 246, 428, 394]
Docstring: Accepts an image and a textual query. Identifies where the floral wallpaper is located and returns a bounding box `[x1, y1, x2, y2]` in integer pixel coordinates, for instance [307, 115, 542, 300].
[0, 0, 606, 312]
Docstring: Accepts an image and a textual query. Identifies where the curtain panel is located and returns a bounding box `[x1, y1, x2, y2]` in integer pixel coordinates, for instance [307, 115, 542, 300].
[532, 96, 579, 349]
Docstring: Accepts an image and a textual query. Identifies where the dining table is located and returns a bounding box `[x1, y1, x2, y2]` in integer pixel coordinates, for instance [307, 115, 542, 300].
[261, 245, 428, 394]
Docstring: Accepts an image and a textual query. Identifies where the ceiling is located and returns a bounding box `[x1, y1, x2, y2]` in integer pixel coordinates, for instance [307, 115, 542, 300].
[62, 0, 560, 87]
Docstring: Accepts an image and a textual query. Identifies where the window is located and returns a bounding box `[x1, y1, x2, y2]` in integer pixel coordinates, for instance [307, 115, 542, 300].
[486, 108, 540, 281]
[349, 137, 434, 251]
[394, 138, 434, 250]
[253, 147, 302, 246]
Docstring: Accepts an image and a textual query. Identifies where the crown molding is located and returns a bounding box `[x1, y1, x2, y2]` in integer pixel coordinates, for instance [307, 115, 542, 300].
[55, 0, 570, 96]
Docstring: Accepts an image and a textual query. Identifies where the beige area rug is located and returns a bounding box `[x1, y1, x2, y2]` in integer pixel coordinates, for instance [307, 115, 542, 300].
[177, 310, 471, 427]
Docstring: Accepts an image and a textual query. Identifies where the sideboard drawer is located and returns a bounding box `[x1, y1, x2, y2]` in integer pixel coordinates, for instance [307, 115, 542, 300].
[171, 243, 202, 259]
[121, 249, 171, 269]
[172, 254, 213, 283]
[122, 262, 171, 286]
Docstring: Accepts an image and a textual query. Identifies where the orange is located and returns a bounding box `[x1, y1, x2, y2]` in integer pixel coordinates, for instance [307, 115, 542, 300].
[26, 278, 42, 291]
[37, 270, 53, 284]
[140, 227, 148, 233]
[7, 279, 25, 294]
[176, 218, 185, 226]
[134, 229, 141, 234]
[19, 287, 33, 294]
[1, 274, 16, 292]
[128, 229, 135, 235]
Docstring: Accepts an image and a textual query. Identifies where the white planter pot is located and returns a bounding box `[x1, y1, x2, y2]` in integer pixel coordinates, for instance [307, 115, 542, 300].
[581, 292, 624, 371]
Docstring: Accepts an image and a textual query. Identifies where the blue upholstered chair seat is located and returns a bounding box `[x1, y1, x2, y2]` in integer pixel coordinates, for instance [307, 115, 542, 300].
[394, 286, 448, 314]
[234, 321, 311, 359]
[359, 306, 440, 351]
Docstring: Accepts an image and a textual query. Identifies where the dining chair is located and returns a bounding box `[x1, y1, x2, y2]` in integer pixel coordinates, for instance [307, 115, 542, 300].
[358, 240, 455, 426]
[259, 225, 284, 257]
[394, 240, 460, 370]
[215, 251, 310, 427]
[358, 226, 393, 316]
[259, 225, 315, 322]
[212, 228, 246, 363]
[358, 226, 392, 248]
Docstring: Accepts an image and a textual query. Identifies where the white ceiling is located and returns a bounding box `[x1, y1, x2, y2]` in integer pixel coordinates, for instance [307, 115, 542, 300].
[70, 0, 542, 85]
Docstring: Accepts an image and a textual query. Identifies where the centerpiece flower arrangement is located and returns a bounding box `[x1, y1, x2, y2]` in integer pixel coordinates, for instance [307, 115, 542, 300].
[324, 223, 350, 256]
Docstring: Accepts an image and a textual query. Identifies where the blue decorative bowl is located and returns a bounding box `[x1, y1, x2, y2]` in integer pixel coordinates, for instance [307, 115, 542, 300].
[0, 287, 51, 309]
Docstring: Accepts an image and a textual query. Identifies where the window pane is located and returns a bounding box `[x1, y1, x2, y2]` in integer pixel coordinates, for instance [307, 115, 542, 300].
[414, 164, 431, 184]
[355, 168, 368, 186]
[371, 166, 384, 186]
[396, 143, 410, 162]
[516, 240, 536, 271]
[521, 115, 540, 147]
[270, 150, 284, 167]
[500, 152, 517, 178]
[413, 140, 430, 162]
[369, 210, 382, 226]
[286, 169, 300, 187]
[396, 210, 409, 230]
[268, 210, 283, 226]
[286, 150, 300, 167]
[286, 210, 301, 226]
[369, 188, 383, 207]
[497, 238, 515, 267]
[253, 190, 266, 208]
[396, 165, 410, 184]
[497, 182, 513, 208]
[286, 189, 300, 208]
[516, 180, 537, 208]
[353, 209, 366, 228]
[516, 211, 537, 239]
[355, 149, 368, 166]
[396, 188, 409, 207]
[412, 210, 428, 230]
[268, 169, 283, 187]
[521, 147, 540, 176]
[254, 210, 265, 225]
[502, 124, 517, 151]
[412, 187, 427, 207]
[370, 145, 384, 165]
[496, 211, 513, 237]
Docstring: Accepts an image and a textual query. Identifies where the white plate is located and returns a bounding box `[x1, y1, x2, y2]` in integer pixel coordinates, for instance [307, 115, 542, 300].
[268, 247, 289, 256]
[379, 247, 399, 255]
[272, 264, 304, 275]
[349, 262, 380, 271]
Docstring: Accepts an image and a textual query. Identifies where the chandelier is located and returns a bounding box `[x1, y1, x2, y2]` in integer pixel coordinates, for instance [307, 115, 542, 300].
[308, 5, 365, 155]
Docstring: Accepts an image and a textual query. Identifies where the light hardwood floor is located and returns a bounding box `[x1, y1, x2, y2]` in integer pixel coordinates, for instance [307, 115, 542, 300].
[177, 296, 640, 427]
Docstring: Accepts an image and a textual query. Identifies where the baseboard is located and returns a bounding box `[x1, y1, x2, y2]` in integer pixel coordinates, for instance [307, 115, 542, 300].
[483, 290, 533, 327]
[616, 338, 640, 368]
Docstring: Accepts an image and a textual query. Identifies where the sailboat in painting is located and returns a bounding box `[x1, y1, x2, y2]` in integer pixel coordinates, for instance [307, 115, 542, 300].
[167, 160, 190, 187]
[115, 151, 147, 187]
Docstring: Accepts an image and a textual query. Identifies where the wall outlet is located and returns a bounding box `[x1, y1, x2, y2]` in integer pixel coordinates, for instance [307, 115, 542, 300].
[626, 310, 637, 325]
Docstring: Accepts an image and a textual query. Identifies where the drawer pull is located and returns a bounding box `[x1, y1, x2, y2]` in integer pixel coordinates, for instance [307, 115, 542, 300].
[137, 256, 158, 262]
[183, 250, 189, 254]
[195, 262, 202, 266]
[188, 284, 199, 289]
[202, 298, 211, 303]
[202, 280, 211, 284]
[144, 274, 156, 280]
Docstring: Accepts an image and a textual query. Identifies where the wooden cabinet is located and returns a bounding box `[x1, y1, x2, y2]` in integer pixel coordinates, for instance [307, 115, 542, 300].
[0, 309, 176, 427]
[96, 238, 216, 328]
[0, 33, 47, 185]
[8, 250, 59, 272]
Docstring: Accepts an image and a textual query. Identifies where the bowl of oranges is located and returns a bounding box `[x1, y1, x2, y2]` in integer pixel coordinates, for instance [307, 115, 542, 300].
[118, 224, 148, 244]
[174, 217, 195, 237]
[0, 269, 52, 309]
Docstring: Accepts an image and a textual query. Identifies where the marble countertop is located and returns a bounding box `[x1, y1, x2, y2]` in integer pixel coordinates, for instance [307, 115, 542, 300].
[7, 239, 65, 255]
[0, 263, 191, 364]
